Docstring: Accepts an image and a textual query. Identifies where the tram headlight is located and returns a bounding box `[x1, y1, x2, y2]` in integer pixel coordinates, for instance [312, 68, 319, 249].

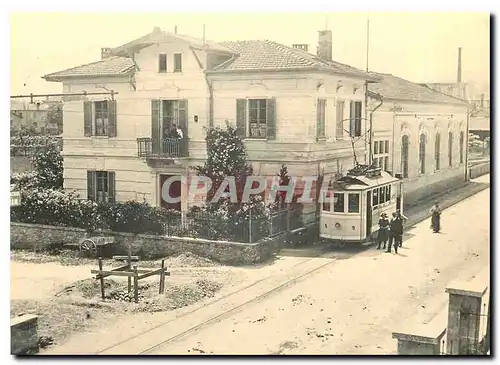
[335, 222, 341, 229]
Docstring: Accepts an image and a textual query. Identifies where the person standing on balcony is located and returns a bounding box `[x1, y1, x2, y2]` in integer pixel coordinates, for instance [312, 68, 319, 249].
[176, 124, 184, 139]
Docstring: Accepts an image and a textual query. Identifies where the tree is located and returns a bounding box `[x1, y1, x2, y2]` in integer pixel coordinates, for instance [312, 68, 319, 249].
[31, 139, 63, 190]
[191, 122, 271, 242]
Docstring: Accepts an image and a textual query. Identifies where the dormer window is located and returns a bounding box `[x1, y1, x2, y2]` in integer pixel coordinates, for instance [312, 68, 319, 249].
[159, 54, 167, 72]
[174, 53, 182, 72]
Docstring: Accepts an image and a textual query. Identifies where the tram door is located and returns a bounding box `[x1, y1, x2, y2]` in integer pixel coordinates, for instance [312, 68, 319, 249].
[366, 191, 372, 236]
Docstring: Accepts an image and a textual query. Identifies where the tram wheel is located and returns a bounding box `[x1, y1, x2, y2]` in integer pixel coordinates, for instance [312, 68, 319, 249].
[338, 241, 346, 248]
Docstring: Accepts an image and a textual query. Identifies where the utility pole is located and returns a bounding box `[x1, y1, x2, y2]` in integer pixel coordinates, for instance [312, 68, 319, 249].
[364, 14, 372, 166]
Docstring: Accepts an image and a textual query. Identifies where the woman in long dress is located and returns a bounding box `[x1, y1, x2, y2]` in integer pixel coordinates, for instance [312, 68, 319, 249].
[429, 202, 442, 233]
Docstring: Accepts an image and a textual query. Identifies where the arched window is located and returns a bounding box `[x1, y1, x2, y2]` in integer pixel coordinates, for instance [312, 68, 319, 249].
[459, 131, 464, 164]
[435, 133, 441, 170]
[401, 135, 409, 178]
[448, 131, 453, 167]
[419, 134, 426, 174]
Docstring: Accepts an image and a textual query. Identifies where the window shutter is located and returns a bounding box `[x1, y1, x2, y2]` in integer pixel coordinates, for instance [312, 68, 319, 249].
[108, 100, 117, 137]
[355, 101, 362, 136]
[107, 171, 116, 204]
[84, 101, 92, 137]
[266, 98, 276, 140]
[236, 99, 246, 138]
[336, 100, 344, 138]
[349, 101, 355, 137]
[87, 171, 96, 200]
[178, 99, 188, 138]
[151, 100, 161, 154]
[316, 99, 326, 139]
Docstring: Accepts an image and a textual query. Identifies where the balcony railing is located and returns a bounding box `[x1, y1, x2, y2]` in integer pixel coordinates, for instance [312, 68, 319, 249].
[137, 137, 189, 158]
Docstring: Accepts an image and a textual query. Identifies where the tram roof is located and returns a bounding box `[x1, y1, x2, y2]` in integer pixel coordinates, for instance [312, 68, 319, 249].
[334, 171, 400, 190]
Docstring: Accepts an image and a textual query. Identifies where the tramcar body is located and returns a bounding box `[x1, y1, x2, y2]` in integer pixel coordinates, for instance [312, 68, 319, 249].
[320, 167, 403, 243]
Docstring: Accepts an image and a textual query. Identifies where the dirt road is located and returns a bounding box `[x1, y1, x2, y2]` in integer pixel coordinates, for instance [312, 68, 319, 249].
[141, 183, 490, 355]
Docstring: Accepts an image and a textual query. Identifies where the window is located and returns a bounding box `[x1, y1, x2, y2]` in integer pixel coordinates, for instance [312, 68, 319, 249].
[336, 99, 345, 138]
[448, 131, 453, 167]
[322, 201, 331, 212]
[333, 193, 345, 212]
[459, 131, 464, 164]
[174, 53, 182, 72]
[158, 54, 167, 72]
[348, 193, 360, 213]
[380, 186, 386, 203]
[372, 189, 379, 206]
[236, 98, 276, 140]
[349, 101, 362, 137]
[316, 99, 326, 139]
[84, 100, 117, 137]
[373, 139, 390, 171]
[401, 135, 409, 178]
[419, 134, 426, 174]
[87, 170, 115, 203]
[385, 185, 391, 201]
[435, 133, 441, 170]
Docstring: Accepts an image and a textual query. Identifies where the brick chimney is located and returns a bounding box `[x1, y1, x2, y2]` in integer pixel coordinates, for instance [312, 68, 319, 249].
[457, 47, 462, 83]
[317, 30, 332, 61]
[101, 48, 113, 60]
[293, 44, 309, 52]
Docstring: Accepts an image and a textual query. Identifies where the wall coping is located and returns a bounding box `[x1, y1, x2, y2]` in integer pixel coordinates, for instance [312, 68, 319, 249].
[11, 314, 38, 328]
[10, 222, 261, 248]
[446, 267, 490, 298]
[392, 306, 447, 345]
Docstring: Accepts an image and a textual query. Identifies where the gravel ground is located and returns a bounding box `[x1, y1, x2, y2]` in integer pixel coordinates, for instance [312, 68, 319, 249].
[11, 251, 226, 350]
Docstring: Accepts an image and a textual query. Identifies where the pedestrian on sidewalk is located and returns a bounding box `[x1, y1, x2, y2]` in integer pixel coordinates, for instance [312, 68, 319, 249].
[430, 201, 442, 233]
[376, 213, 390, 250]
[387, 212, 403, 254]
[395, 209, 408, 247]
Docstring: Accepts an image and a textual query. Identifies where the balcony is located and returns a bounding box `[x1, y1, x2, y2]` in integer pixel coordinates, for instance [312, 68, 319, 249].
[137, 137, 189, 159]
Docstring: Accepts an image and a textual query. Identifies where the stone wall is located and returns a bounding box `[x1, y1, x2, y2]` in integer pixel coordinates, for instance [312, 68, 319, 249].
[10, 222, 283, 266]
[404, 168, 466, 204]
[11, 314, 39, 355]
[469, 162, 490, 179]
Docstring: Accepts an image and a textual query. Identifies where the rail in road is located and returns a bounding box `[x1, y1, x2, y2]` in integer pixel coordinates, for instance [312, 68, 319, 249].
[52, 177, 488, 355]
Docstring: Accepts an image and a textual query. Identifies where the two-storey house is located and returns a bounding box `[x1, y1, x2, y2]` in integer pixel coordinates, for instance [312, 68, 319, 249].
[43, 27, 378, 213]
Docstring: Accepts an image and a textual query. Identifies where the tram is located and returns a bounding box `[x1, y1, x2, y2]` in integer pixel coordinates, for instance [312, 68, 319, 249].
[319, 165, 404, 246]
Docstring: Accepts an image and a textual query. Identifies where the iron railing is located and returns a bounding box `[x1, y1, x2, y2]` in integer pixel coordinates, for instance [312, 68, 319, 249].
[161, 206, 318, 244]
[137, 137, 189, 158]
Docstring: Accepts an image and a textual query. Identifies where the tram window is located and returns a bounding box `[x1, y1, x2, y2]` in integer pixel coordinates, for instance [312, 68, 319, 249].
[380, 186, 386, 203]
[374, 141, 379, 155]
[322, 201, 331, 212]
[348, 193, 360, 213]
[386, 185, 391, 201]
[372, 189, 379, 206]
[333, 193, 345, 212]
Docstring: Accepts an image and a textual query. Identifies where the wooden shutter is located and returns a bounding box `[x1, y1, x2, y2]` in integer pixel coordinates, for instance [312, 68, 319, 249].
[355, 101, 362, 136]
[349, 101, 355, 137]
[316, 99, 326, 139]
[107, 171, 116, 204]
[87, 171, 96, 201]
[178, 99, 188, 138]
[108, 100, 117, 137]
[266, 98, 276, 140]
[336, 100, 344, 138]
[151, 100, 161, 154]
[84, 101, 92, 137]
[236, 99, 246, 138]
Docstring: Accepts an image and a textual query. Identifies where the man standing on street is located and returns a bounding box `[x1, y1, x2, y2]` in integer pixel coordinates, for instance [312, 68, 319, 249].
[387, 212, 403, 254]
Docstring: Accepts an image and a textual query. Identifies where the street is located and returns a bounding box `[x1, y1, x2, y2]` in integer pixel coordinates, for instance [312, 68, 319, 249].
[143, 180, 490, 355]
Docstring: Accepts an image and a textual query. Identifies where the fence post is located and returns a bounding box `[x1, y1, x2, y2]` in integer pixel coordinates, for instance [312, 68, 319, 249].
[249, 209, 252, 243]
[133, 265, 139, 303]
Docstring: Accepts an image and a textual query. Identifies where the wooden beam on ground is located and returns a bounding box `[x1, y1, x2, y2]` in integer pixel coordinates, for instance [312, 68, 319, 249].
[91, 270, 136, 278]
[113, 256, 140, 261]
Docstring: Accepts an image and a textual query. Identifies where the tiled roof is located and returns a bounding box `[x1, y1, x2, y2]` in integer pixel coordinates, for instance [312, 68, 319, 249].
[214, 40, 374, 79]
[43, 56, 135, 81]
[367, 72, 468, 105]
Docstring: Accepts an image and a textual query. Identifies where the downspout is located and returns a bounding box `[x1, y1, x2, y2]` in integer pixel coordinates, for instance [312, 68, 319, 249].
[391, 107, 396, 174]
[369, 95, 384, 166]
[203, 72, 214, 128]
[465, 105, 470, 181]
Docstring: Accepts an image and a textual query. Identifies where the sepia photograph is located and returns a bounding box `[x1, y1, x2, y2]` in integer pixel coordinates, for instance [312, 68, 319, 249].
[9, 8, 491, 357]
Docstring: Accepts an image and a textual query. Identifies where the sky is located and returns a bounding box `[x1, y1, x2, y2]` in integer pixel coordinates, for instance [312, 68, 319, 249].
[10, 12, 490, 97]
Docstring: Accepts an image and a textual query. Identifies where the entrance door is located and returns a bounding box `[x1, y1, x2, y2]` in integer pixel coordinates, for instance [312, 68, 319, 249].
[160, 174, 182, 211]
[366, 190, 372, 237]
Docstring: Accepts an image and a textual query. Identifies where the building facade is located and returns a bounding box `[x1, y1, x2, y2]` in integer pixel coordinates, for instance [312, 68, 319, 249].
[368, 73, 470, 203]
[43, 27, 377, 212]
